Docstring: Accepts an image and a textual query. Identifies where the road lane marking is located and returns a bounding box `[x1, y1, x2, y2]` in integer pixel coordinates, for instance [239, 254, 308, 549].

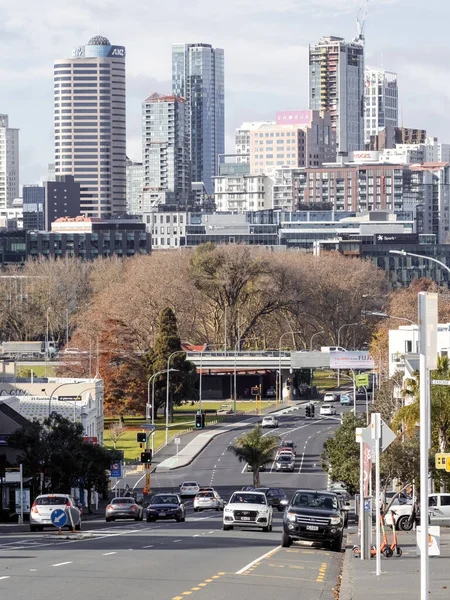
[52, 561, 72, 567]
[102, 552, 117, 555]
[142, 545, 154, 548]
[0, 576, 10, 580]
[174, 539, 182, 542]
[191, 587, 200, 591]
[236, 545, 281, 574]
[198, 583, 207, 587]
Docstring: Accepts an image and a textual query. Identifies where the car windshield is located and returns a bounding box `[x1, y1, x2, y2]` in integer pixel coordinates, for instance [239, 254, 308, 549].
[322, 405, 330, 409]
[111, 498, 134, 504]
[230, 493, 266, 504]
[151, 495, 178, 504]
[182, 483, 197, 487]
[291, 492, 338, 510]
[278, 456, 292, 462]
[197, 492, 214, 498]
[35, 496, 68, 505]
[284, 442, 294, 447]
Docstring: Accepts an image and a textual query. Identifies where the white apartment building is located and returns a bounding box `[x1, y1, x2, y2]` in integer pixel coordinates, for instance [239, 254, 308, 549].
[235, 122, 273, 163]
[214, 174, 272, 212]
[364, 67, 398, 145]
[54, 35, 126, 217]
[0, 115, 19, 210]
[143, 210, 188, 248]
[126, 158, 144, 214]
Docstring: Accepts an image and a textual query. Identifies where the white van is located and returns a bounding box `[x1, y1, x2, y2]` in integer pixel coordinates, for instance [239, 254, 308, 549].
[429, 493, 450, 526]
[320, 346, 346, 353]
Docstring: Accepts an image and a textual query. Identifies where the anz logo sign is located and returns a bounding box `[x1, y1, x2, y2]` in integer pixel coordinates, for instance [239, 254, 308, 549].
[109, 46, 126, 58]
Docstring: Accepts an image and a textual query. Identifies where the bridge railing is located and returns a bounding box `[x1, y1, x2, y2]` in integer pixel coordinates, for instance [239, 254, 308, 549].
[186, 350, 293, 358]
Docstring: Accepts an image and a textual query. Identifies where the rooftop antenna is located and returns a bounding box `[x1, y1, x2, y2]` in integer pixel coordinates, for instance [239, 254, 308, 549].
[354, 0, 369, 45]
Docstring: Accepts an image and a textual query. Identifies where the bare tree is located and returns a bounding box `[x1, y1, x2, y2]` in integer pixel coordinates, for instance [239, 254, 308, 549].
[107, 422, 125, 449]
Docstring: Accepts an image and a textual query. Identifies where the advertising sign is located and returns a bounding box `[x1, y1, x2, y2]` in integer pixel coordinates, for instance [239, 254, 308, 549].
[363, 444, 372, 496]
[108, 45, 126, 58]
[276, 110, 312, 126]
[351, 151, 380, 162]
[329, 351, 375, 370]
[15, 489, 31, 514]
[374, 233, 418, 245]
[417, 526, 440, 556]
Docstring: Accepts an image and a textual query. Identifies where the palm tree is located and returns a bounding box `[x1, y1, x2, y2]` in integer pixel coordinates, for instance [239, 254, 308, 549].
[228, 426, 279, 487]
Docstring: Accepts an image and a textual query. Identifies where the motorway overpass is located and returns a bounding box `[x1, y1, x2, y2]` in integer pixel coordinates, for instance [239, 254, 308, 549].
[186, 351, 334, 371]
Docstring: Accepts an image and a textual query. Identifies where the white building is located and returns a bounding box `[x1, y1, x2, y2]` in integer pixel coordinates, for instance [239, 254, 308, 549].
[143, 210, 188, 248]
[364, 67, 398, 145]
[214, 174, 272, 212]
[235, 122, 273, 164]
[126, 158, 144, 214]
[54, 35, 126, 217]
[0, 115, 19, 210]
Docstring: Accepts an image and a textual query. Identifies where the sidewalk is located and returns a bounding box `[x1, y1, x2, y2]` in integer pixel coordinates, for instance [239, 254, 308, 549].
[340, 529, 450, 600]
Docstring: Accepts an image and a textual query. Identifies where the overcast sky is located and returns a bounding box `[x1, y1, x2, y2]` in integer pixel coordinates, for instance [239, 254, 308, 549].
[2, 0, 450, 186]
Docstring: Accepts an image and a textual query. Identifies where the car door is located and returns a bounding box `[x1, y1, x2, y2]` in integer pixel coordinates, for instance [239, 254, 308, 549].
[429, 495, 442, 525]
[436, 495, 450, 525]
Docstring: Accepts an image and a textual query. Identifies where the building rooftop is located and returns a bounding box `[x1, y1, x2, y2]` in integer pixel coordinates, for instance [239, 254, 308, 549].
[87, 35, 111, 46]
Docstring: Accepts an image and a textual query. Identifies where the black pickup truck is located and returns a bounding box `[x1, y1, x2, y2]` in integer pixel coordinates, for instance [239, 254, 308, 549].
[281, 490, 345, 552]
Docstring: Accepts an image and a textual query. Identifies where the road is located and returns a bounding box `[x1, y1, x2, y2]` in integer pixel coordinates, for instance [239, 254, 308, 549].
[0, 404, 349, 600]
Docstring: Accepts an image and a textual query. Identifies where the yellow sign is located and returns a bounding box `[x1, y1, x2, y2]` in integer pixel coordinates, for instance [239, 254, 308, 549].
[435, 453, 450, 470]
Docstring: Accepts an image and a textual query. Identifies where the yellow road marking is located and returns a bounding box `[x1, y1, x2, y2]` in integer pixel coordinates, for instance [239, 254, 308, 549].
[211, 576, 220, 579]
[173, 597, 183, 600]
[198, 583, 207, 587]
[218, 572, 225, 575]
[191, 588, 200, 591]
[182, 593, 192, 596]
[243, 573, 319, 582]
[204, 579, 213, 582]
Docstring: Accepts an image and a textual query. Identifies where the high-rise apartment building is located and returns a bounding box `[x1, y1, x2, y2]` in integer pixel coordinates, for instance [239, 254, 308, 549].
[141, 93, 190, 204]
[126, 158, 144, 214]
[54, 35, 126, 217]
[309, 36, 364, 157]
[44, 175, 80, 230]
[0, 115, 19, 210]
[364, 67, 398, 144]
[172, 43, 224, 194]
[23, 185, 45, 230]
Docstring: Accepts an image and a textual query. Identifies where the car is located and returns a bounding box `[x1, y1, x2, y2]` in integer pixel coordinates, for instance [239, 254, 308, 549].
[255, 487, 287, 511]
[241, 486, 255, 491]
[246, 463, 266, 472]
[194, 491, 225, 512]
[30, 494, 82, 532]
[146, 493, 186, 522]
[276, 455, 295, 472]
[179, 481, 200, 497]
[282, 440, 297, 455]
[340, 394, 351, 405]
[261, 415, 279, 428]
[281, 490, 345, 552]
[320, 404, 336, 416]
[199, 486, 215, 493]
[276, 450, 295, 461]
[105, 497, 143, 522]
[323, 393, 337, 403]
[384, 501, 414, 531]
[266, 386, 276, 397]
[223, 491, 273, 532]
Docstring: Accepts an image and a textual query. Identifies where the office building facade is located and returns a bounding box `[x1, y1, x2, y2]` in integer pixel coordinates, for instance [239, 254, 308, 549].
[22, 185, 45, 230]
[126, 158, 144, 214]
[44, 175, 80, 230]
[309, 36, 364, 157]
[54, 35, 126, 217]
[364, 67, 398, 145]
[0, 115, 19, 210]
[214, 174, 272, 212]
[142, 93, 190, 204]
[172, 43, 224, 194]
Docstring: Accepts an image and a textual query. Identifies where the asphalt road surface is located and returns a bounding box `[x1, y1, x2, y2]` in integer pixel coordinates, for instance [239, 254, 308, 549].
[0, 405, 349, 600]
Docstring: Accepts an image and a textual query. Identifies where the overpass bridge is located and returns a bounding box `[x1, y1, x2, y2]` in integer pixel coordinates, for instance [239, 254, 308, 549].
[186, 351, 333, 371]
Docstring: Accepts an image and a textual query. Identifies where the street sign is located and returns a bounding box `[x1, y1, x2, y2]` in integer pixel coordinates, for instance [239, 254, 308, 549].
[110, 461, 122, 478]
[435, 453, 450, 470]
[361, 418, 396, 453]
[51, 508, 68, 528]
[446, 456, 450, 473]
[174, 438, 181, 445]
[431, 380, 450, 386]
[355, 374, 369, 387]
[57, 395, 82, 401]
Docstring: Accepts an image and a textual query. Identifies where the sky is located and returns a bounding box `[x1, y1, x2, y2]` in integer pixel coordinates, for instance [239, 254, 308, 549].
[2, 0, 450, 186]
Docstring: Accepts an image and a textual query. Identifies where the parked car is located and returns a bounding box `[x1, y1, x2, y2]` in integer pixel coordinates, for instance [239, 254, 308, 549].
[323, 393, 337, 403]
[281, 490, 345, 551]
[30, 494, 82, 532]
[179, 481, 200, 497]
[255, 487, 287, 511]
[246, 463, 266, 472]
[384, 501, 415, 531]
[105, 497, 143, 522]
[261, 415, 279, 428]
[320, 404, 336, 416]
[146, 493, 185, 522]
[223, 491, 273, 532]
[193, 491, 225, 512]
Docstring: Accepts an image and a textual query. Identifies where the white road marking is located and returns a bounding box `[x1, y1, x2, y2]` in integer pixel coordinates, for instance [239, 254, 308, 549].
[236, 546, 281, 575]
[173, 539, 182, 543]
[142, 545, 154, 548]
[193, 534, 200, 537]
[102, 552, 117, 556]
[0, 576, 11, 580]
[30, 569, 37, 572]
[52, 561, 72, 567]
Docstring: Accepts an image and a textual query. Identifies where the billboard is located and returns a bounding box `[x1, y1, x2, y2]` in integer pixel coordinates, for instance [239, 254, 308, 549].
[351, 151, 380, 162]
[374, 233, 418, 245]
[276, 110, 312, 126]
[108, 46, 126, 58]
[329, 351, 375, 370]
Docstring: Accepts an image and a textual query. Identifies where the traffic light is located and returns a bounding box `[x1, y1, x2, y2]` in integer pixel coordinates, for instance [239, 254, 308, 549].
[137, 432, 146, 443]
[140, 450, 152, 464]
[310, 403, 315, 417]
[305, 404, 311, 417]
[195, 413, 205, 429]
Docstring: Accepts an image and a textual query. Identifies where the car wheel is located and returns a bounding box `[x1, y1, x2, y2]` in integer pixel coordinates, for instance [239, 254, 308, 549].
[175, 516, 181, 522]
[397, 515, 413, 531]
[281, 531, 292, 547]
[181, 515, 186, 522]
[262, 525, 270, 532]
[268, 523, 273, 532]
[134, 517, 140, 521]
[216, 506, 220, 511]
[75, 523, 81, 531]
[147, 517, 154, 523]
[30, 525, 38, 532]
[223, 525, 233, 531]
[278, 506, 284, 513]
[331, 535, 343, 552]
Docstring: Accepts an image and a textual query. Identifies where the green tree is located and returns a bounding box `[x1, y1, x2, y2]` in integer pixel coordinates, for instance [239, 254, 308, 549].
[78, 442, 117, 512]
[227, 426, 279, 487]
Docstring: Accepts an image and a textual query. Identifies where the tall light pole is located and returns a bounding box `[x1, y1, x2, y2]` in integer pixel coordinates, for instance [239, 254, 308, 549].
[309, 331, 325, 390]
[46, 381, 82, 419]
[166, 351, 186, 445]
[337, 322, 359, 386]
[148, 369, 176, 453]
[279, 331, 302, 404]
[45, 307, 50, 375]
[390, 250, 445, 600]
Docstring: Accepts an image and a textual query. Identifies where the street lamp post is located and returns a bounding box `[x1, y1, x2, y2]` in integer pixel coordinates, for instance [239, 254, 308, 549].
[147, 369, 177, 453]
[279, 331, 302, 404]
[309, 331, 325, 391]
[46, 381, 82, 418]
[166, 351, 186, 445]
[337, 322, 359, 386]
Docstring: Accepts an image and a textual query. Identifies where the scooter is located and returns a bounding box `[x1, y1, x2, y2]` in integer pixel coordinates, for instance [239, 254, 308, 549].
[352, 514, 393, 558]
[388, 509, 403, 557]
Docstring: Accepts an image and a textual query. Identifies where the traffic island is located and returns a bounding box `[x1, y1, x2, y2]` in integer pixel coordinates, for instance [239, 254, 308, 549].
[41, 532, 95, 540]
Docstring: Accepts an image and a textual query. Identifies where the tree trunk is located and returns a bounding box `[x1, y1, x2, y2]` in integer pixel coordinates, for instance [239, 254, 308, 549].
[253, 468, 260, 488]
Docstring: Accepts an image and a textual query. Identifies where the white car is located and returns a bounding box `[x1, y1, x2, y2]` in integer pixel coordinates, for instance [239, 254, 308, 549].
[276, 455, 295, 472]
[223, 491, 273, 532]
[193, 491, 224, 512]
[179, 481, 200, 497]
[323, 393, 337, 403]
[276, 449, 295, 461]
[320, 404, 336, 416]
[30, 494, 82, 532]
[261, 416, 278, 428]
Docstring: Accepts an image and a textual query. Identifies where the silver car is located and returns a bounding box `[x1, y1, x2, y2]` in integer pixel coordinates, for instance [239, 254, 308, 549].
[105, 497, 143, 522]
[30, 494, 81, 532]
[193, 491, 225, 512]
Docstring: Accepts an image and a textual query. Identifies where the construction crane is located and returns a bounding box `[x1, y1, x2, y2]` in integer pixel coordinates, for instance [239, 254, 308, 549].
[354, 0, 369, 45]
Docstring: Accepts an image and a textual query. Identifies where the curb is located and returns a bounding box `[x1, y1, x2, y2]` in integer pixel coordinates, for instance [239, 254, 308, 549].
[339, 544, 354, 600]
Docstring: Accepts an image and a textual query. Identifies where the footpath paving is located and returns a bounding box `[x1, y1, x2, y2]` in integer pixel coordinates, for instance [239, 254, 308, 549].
[340, 528, 450, 600]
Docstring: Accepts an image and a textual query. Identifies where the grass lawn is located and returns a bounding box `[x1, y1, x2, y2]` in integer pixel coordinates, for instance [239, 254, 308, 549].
[313, 370, 338, 389]
[17, 365, 56, 377]
[175, 400, 275, 413]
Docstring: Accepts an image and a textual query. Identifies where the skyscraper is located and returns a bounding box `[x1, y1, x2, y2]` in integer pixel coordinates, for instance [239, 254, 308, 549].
[0, 115, 19, 210]
[309, 36, 364, 157]
[126, 158, 144, 214]
[172, 43, 224, 194]
[364, 67, 398, 145]
[54, 35, 126, 217]
[141, 93, 190, 204]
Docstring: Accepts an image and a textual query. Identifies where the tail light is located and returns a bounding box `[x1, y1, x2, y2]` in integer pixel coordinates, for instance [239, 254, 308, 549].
[106, 505, 112, 510]
[65, 501, 71, 508]
[31, 502, 39, 514]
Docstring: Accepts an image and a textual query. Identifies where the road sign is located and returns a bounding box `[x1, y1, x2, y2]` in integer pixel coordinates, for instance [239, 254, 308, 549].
[57, 395, 82, 401]
[361, 418, 396, 453]
[435, 453, 450, 470]
[110, 461, 122, 478]
[446, 456, 450, 473]
[431, 380, 450, 386]
[355, 373, 369, 387]
[51, 508, 68, 528]
[174, 438, 181, 445]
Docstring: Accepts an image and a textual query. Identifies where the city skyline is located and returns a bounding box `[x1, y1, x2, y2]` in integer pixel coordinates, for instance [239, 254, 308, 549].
[3, 0, 450, 186]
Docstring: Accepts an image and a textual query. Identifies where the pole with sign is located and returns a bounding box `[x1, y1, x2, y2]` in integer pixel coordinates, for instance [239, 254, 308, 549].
[175, 437, 181, 458]
[356, 427, 365, 560]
